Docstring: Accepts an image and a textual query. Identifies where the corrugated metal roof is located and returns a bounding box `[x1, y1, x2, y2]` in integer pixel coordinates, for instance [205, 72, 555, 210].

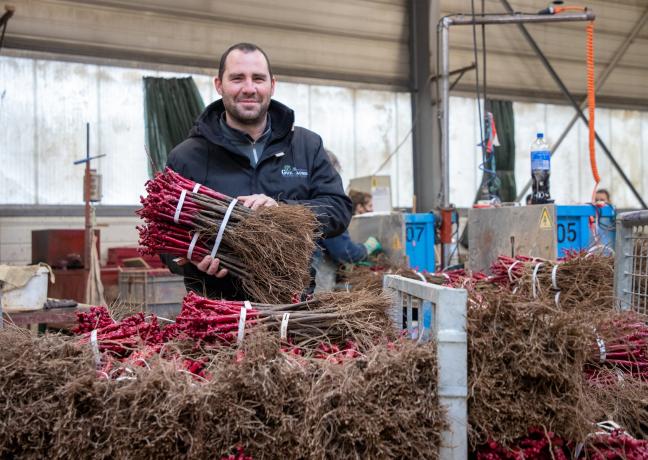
[4, 0, 409, 87]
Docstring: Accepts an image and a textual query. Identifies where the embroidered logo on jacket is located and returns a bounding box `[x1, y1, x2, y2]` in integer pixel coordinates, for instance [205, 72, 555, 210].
[281, 165, 308, 178]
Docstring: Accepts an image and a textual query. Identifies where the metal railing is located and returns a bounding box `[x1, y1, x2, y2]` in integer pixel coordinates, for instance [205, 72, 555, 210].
[383, 275, 468, 460]
[614, 210, 648, 313]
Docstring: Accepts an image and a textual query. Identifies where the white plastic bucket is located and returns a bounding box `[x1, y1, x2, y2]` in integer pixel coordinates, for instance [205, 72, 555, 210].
[1, 267, 50, 312]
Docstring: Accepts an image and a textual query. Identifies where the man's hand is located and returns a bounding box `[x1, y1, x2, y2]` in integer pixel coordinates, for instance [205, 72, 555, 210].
[237, 194, 278, 210]
[174, 256, 228, 278]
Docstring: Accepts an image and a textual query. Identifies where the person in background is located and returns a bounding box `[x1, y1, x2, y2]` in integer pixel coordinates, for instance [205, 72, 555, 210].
[595, 189, 611, 204]
[164, 43, 352, 299]
[349, 189, 373, 215]
[319, 150, 381, 265]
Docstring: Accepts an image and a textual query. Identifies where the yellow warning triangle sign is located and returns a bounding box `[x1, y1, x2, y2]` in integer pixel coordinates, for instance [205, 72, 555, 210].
[539, 207, 553, 229]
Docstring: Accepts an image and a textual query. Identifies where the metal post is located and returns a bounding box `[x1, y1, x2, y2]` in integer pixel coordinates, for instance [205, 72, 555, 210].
[498, 0, 646, 209]
[515, 6, 648, 202]
[440, 18, 450, 209]
[84, 123, 92, 271]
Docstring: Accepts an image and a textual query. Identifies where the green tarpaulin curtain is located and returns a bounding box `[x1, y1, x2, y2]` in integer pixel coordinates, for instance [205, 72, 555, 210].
[473, 99, 517, 203]
[143, 76, 205, 176]
[461, 99, 517, 249]
[489, 99, 517, 202]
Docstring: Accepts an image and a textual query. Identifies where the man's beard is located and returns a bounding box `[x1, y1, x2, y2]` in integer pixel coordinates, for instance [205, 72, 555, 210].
[223, 96, 270, 126]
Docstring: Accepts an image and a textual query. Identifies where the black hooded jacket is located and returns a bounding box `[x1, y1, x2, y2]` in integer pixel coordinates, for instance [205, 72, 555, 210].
[164, 98, 352, 299]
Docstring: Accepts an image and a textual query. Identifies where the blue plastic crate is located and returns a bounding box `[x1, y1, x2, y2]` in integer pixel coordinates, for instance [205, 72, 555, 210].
[555, 204, 616, 257]
[404, 213, 436, 272]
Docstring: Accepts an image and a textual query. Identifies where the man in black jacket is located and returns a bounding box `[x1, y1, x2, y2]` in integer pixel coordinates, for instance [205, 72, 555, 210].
[165, 42, 352, 299]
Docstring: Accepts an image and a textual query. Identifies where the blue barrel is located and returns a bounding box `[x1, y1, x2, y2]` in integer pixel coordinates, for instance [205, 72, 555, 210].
[555, 204, 615, 257]
[404, 213, 436, 272]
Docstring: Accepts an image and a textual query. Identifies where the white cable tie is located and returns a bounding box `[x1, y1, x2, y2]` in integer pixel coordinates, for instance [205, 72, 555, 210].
[555, 291, 561, 307]
[415, 271, 426, 282]
[596, 336, 607, 363]
[187, 231, 201, 260]
[211, 198, 238, 258]
[244, 300, 252, 310]
[173, 190, 187, 223]
[90, 329, 101, 367]
[280, 313, 290, 340]
[532, 263, 544, 299]
[237, 306, 247, 345]
[551, 264, 560, 290]
[173, 183, 201, 224]
[507, 260, 521, 283]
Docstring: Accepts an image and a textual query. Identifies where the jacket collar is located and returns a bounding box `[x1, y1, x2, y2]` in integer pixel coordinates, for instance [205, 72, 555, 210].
[190, 99, 294, 147]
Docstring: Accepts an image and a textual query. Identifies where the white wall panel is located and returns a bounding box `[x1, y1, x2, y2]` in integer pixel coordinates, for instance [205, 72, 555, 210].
[395, 92, 414, 208]
[610, 109, 642, 207]
[448, 96, 483, 207]
[0, 55, 414, 209]
[273, 81, 310, 128]
[36, 60, 98, 204]
[97, 66, 149, 204]
[354, 89, 397, 188]
[0, 57, 36, 203]
[308, 85, 355, 189]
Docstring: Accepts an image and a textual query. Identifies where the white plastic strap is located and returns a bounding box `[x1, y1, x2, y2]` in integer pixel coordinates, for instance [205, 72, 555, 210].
[244, 300, 252, 310]
[211, 198, 238, 258]
[237, 307, 247, 345]
[532, 262, 544, 299]
[173, 183, 201, 223]
[90, 329, 101, 366]
[596, 336, 607, 363]
[551, 264, 560, 290]
[415, 271, 426, 282]
[280, 313, 290, 340]
[554, 291, 561, 307]
[187, 231, 201, 260]
[507, 260, 521, 283]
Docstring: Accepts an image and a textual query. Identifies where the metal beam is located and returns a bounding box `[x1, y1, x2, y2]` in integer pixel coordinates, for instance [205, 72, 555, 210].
[516, 5, 648, 202]
[498, 0, 647, 209]
[411, 0, 441, 212]
[443, 12, 594, 26]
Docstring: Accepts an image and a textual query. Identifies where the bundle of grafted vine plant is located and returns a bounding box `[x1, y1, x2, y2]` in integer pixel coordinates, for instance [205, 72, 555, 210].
[488, 252, 615, 310]
[174, 290, 393, 350]
[137, 168, 319, 303]
[0, 326, 444, 459]
[586, 310, 648, 384]
[338, 254, 449, 293]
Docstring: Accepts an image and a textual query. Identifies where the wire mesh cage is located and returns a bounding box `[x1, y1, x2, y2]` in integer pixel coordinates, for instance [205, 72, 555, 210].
[614, 211, 648, 313]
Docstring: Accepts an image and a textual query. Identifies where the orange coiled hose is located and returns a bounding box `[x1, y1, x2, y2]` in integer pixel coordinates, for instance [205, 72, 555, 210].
[554, 7, 599, 193]
[586, 21, 599, 189]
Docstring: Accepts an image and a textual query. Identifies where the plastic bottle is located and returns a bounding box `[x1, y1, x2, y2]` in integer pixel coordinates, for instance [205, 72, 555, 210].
[530, 132, 552, 204]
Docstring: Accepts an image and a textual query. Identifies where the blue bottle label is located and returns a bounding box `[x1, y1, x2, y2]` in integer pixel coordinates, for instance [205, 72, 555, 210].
[531, 150, 550, 170]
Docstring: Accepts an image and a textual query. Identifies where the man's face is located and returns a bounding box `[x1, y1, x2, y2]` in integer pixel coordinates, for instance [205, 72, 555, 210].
[214, 49, 275, 125]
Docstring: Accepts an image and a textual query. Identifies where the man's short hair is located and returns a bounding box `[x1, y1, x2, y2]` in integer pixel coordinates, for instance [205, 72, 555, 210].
[218, 43, 273, 80]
